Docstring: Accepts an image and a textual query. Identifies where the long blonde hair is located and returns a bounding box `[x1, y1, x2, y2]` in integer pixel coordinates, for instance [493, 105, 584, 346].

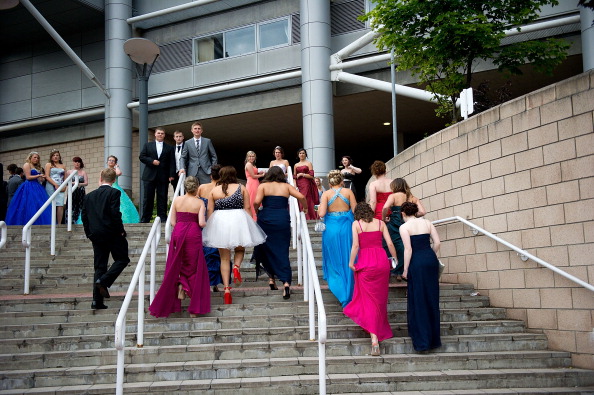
[26, 152, 43, 172]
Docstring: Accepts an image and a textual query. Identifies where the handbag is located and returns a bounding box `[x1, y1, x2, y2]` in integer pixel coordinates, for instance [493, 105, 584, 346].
[314, 219, 325, 232]
[438, 260, 445, 279]
[388, 257, 398, 269]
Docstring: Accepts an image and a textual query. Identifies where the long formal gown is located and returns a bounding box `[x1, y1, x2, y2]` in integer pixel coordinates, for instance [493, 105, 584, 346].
[322, 188, 354, 307]
[202, 186, 266, 249]
[5, 169, 51, 226]
[295, 165, 319, 220]
[253, 195, 292, 284]
[112, 177, 140, 224]
[386, 205, 405, 275]
[374, 192, 392, 220]
[343, 220, 393, 341]
[45, 167, 65, 206]
[199, 197, 223, 287]
[69, 175, 86, 224]
[407, 233, 441, 351]
[245, 168, 259, 220]
[149, 212, 211, 317]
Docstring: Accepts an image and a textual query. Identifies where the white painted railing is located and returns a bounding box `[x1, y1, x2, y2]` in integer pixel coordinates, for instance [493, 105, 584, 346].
[0, 221, 7, 249]
[163, 173, 185, 298]
[22, 170, 79, 295]
[433, 216, 594, 293]
[285, 167, 327, 395]
[114, 218, 161, 395]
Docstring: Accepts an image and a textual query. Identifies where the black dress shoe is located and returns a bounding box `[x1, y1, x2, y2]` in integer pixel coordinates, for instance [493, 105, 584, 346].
[95, 280, 110, 299]
[91, 301, 108, 310]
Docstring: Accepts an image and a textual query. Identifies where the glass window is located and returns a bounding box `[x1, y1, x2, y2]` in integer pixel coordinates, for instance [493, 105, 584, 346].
[195, 33, 223, 63]
[224, 26, 255, 57]
[259, 18, 289, 49]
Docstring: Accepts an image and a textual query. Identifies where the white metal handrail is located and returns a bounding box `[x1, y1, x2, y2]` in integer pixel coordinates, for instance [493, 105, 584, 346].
[0, 221, 7, 249]
[433, 216, 594, 292]
[115, 218, 161, 395]
[22, 170, 79, 295]
[286, 170, 327, 395]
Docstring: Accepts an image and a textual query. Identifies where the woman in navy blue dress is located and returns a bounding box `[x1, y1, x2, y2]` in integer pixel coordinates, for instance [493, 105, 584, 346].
[253, 166, 306, 299]
[399, 201, 441, 352]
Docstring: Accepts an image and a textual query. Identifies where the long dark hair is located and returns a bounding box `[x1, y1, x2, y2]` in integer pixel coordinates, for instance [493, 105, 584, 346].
[210, 164, 221, 181]
[391, 178, 411, 201]
[217, 166, 238, 196]
[262, 166, 286, 183]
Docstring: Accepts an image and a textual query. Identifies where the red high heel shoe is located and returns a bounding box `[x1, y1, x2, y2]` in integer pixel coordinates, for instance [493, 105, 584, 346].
[224, 287, 232, 304]
[233, 265, 243, 287]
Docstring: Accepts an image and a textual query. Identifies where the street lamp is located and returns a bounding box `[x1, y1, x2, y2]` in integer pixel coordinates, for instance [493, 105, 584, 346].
[124, 38, 160, 219]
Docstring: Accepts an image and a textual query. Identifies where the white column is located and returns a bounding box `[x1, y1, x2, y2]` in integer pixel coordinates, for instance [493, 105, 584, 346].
[105, 0, 133, 189]
[300, 0, 334, 176]
[580, 5, 594, 72]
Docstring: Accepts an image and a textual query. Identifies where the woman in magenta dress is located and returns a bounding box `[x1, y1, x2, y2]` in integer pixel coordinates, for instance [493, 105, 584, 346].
[293, 148, 319, 220]
[244, 151, 265, 220]
[149, 176, 210, 318]
[344, 202, 397, 357]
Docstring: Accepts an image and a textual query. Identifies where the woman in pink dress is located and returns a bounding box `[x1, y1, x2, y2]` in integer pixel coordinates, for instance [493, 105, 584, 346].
[244, 151, 265, 220]
[294, 148, 319, 220]
[368, 160, 392, 220]
[343, 202, 397, 357]
[149, 176, 210, 318]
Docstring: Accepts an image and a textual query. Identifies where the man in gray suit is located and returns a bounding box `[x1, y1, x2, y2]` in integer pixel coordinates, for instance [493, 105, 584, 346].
[179, 121, 218, 185]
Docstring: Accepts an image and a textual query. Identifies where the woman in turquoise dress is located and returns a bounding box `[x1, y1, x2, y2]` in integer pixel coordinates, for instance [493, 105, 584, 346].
[381, 178, 426, 280]
[318, 170, 357, 307]
[107, 155, 140, 224]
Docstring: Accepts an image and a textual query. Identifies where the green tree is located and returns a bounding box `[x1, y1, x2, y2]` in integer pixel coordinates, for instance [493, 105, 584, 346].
[363, 0, 570, 122]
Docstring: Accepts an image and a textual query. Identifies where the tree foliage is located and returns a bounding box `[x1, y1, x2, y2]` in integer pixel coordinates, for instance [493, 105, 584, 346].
[363, 0, 570, 122]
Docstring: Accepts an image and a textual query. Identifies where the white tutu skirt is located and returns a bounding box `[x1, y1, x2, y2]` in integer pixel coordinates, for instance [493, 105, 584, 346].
[203, 209, 267, 249]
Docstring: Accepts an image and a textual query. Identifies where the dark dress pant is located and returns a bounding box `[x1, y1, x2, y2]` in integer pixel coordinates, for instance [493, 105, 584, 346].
[92, 235, 130, 303]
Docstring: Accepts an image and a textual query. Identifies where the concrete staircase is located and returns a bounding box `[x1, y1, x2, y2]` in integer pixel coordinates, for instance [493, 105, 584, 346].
[0, 223, 593, 394]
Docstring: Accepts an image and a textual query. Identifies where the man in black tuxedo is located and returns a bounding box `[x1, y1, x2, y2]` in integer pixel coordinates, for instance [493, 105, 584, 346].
[82, 168, 130, 309]
[139, 127, 176, 222]
[171, 130, 185, 192]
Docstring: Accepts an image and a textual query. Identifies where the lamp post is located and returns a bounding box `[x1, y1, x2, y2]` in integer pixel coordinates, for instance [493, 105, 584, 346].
[123, 38, 160, 219]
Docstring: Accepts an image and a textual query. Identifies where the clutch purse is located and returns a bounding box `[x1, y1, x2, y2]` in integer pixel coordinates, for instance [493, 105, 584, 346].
[389, 257, 398, 269]
[314, 219, 326, 232]
[438, 260, 445, 279]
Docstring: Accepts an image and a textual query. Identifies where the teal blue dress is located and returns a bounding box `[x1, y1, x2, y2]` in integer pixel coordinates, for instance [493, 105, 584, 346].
[321, 188, 354, 307]
[112, 177, 140, 224]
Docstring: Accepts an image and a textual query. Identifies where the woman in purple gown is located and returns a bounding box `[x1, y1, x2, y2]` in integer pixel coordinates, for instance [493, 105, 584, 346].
[344, 203, 397, 356]
[149, 176, 210, 318]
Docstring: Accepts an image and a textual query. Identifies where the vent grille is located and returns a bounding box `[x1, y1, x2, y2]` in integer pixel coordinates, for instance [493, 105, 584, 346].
[153, 40, 193, 74]
[331, 0, 365, 35]
[292, 13, 301, 44]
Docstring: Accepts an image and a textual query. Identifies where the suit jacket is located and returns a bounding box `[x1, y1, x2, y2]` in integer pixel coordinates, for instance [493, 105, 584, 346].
[82, 185, 125, 242]
[174, 142, 185, 172]
[139, 141, 176, 182]
[180, 137, 217, 176]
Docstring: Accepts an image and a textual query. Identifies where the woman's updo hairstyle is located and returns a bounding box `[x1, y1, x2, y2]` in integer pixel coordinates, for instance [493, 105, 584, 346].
[401, 201, 419, 217]
[370, 160, 386, 177]
[210, 164, 221, 181]
[184, 176, 199, 194]
[354, 202, 374, 222]
[262, 166, 286, 183]
[327, 170, 343, 186]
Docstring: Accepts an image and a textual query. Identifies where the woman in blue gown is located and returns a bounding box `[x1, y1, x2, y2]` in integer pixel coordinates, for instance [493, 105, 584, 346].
[107, 155, 140, 224]
[399, 201, 442, 352]
[318, 170, 357, 307]
[253, 166, 307, 299]
[6, 152, 52, 226]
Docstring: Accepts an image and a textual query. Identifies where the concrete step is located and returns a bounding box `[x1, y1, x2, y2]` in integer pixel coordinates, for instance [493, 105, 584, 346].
[0, 332, 553, 371]
[0, 350, 577, 390]
[1, 368, 593, 394]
